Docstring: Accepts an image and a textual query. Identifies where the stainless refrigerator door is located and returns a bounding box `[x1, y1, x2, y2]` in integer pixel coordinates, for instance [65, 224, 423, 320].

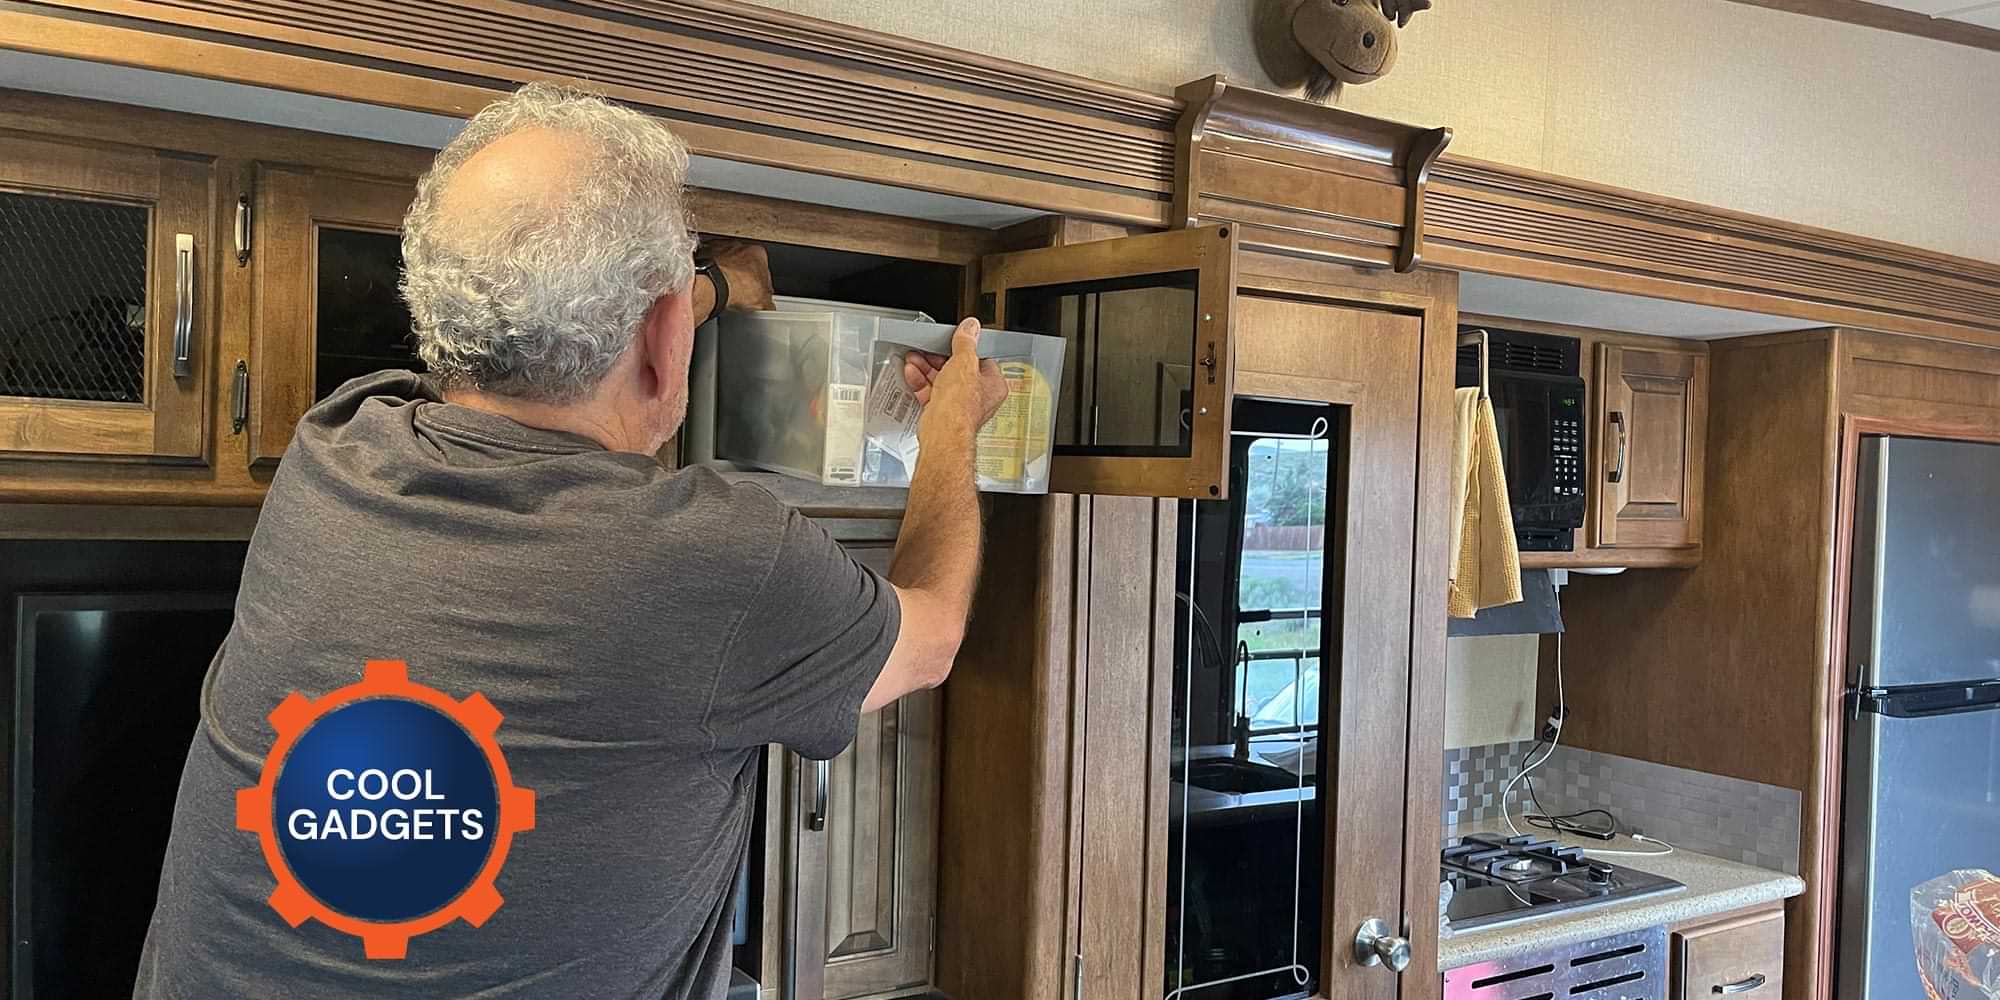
[1850, 436, 2000, 689]
[1837, 705, 2000, 1000]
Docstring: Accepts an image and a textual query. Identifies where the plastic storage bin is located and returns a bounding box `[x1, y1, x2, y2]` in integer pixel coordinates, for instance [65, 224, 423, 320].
[715, 296, 1065, 494]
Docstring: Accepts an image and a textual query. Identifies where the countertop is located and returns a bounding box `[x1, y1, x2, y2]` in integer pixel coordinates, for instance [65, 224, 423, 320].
[1438, 824, 1806, 972]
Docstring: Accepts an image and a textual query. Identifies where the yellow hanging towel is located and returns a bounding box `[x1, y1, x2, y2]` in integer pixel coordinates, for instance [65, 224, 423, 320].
[1448, 387, 1523, 618]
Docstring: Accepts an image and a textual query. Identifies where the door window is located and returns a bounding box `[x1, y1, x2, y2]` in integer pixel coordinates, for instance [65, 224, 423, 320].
[1164, 398, 1336, 1000]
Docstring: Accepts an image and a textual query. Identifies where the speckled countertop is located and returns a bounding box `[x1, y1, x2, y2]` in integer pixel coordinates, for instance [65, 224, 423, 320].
[1438, 824, 1806, 972]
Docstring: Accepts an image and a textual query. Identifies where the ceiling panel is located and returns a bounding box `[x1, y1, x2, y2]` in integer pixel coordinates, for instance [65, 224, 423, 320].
[1458, 273, 1823, 340]
[1954, 3, 2000, 27]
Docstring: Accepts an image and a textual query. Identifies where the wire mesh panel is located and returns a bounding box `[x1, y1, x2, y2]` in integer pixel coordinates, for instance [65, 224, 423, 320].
[0, 190, 150, 403]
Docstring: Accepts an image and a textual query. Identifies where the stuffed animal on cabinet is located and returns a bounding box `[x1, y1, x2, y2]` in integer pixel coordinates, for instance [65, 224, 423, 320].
[1253, 0, 1431, 103]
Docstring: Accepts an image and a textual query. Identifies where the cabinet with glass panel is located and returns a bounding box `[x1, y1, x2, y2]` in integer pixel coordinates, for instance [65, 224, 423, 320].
[0, 132, 214, 463]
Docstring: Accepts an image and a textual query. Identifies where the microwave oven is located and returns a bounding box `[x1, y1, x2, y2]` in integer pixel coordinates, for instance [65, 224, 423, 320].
[1456, 327, 1587, 552]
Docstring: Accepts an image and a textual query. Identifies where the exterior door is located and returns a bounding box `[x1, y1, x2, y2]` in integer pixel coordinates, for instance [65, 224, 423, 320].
[1592, 343, 1707, 548]
[983, 225, 1238, 499]
[786, 542, 941, 1000]
[0, 132, 212, 461]
[247, 164, 417, 464]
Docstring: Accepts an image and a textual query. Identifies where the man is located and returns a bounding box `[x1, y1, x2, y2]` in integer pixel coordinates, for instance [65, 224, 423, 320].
[136, 82, 1005, 999]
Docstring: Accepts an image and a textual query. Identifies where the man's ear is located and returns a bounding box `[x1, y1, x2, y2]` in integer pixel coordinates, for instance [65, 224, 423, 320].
[635, 286, 694, 402]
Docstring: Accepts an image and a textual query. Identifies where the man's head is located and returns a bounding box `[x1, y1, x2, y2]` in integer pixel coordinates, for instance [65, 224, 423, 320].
[401, 83, 697, 450]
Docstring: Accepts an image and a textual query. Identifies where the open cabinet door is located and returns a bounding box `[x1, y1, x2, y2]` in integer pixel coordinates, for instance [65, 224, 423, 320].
[984, 225, 1238, 499]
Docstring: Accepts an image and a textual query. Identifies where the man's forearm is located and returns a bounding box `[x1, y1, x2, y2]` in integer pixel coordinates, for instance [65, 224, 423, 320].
[888, 419, 983, 617]
[692, 274, 717, 326]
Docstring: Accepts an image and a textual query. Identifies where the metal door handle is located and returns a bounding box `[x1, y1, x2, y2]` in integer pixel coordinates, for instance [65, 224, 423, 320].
[173, 234, 194, 378]
[231, 361, 249, 434]
[1714, 973, 1767, 994]
[807, 759, 828, 831]
[1607, 410, 1627, 484]
[1354, 917, 1410, 973]
[234, 194, 251, 266]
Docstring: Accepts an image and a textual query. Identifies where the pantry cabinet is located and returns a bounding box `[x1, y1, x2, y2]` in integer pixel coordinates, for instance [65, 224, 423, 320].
[0, 131, 214, 463]
[246, 164, 419, 465]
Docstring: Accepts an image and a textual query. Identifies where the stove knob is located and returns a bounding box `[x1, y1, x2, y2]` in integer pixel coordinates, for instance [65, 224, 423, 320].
[1586, 862, 1615, 885]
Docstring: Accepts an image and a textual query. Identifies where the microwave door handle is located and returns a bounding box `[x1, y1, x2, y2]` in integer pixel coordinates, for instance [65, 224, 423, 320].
[1607, 410, 1627, 485]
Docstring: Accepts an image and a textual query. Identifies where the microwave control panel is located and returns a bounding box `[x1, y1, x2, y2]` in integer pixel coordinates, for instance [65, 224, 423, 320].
[1552, 393, 1584, 499]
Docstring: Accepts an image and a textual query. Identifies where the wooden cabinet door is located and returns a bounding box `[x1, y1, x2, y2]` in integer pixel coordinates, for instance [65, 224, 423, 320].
[247, 164, 416, 464]
[1593, 343, 1708, 548]
[0, 133, 212, 461]
[984, 225, 1238, 499]
[1674, 909, 1783, 999]
[785, 542, 940, 1000]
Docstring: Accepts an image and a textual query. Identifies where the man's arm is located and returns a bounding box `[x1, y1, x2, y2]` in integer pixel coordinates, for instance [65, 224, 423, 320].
[863, 319, 1008, 712]
[693, 239, 776, 324]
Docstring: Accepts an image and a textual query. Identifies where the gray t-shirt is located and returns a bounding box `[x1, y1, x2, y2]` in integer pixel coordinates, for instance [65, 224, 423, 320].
[134, 371, 898, 999]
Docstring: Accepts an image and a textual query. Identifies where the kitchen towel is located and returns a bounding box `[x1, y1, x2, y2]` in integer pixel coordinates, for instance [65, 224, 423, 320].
[1449, 386, 1523, 618]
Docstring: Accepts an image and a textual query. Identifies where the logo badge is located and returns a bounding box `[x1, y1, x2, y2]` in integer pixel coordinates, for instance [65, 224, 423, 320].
[235, 660, 536, 958]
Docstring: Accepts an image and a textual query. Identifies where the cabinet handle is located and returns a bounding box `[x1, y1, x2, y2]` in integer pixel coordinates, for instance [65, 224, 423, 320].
[231, 361, 249, 434]
[234, 194, 251, 266]
[1714, 973, 1767, 994]
[1607, 410, 1627, 485]
[173, 234, 194, 379]
[807, 759, 828, 831]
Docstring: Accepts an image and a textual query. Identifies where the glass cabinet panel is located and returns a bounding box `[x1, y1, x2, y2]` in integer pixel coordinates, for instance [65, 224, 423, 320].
[984, 226, 1236, 499]
[1165, 398, 1336, 1000]
[312, 226, 418, 401]
[0, 192, 148, 403]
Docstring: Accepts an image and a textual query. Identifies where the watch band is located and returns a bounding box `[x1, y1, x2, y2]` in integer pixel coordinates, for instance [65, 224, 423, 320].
[695, 257, 729, 323]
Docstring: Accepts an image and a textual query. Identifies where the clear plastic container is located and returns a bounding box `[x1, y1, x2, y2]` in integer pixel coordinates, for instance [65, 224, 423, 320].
[715, 297, 1065, 494]
[1914, 869, 2000, 1000]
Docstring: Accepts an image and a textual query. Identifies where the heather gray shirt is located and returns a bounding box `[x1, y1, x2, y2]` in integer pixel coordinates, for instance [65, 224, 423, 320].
[135, 371, 898, 999]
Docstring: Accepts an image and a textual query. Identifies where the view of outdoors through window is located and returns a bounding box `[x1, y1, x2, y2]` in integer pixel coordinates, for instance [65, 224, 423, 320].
[1237, 436, 1329, 733]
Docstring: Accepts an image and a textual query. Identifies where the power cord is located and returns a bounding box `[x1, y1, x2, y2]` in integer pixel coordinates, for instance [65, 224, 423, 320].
[1501, 633, 1565, 837]
[1579, 834, 1676, 858]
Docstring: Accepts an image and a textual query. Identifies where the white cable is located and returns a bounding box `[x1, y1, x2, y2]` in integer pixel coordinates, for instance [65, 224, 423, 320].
[1580, 834, 1677, 858]
[1501, 632, 1564, 836]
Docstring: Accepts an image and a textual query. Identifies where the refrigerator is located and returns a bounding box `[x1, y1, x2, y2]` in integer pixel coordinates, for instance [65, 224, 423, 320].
[1839, 436, 2000, 1000]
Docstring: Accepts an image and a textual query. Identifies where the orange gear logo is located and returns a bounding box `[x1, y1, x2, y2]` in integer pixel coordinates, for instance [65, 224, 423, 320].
[235, 659, 536, 959]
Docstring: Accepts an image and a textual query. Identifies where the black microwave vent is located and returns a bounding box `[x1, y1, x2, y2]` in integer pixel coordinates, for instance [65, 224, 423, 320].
[1458, 327, 1581, 377]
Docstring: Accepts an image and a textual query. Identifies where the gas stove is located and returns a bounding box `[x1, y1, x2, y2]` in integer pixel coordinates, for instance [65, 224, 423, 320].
[1441, 833, 1683, 932]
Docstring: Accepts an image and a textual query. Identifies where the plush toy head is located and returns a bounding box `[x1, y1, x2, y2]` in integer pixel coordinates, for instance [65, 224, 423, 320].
[1254, 0, 1430, 103]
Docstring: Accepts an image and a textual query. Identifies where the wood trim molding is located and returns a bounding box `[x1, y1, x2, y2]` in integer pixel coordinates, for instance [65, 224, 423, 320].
[1173, 75, 1451, 273]
[8, 3, 2000, 342]
[1426, 155, 2000, 339]
[1722, 0, 2000, 54]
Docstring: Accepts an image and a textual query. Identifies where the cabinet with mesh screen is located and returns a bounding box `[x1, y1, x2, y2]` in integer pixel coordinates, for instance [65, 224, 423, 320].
[247, 164, 417, 465]
[0, 133, 212, 461]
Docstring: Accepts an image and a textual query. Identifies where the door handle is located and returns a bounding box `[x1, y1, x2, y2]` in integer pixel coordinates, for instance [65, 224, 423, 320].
[1353, 917, 1410, 973]
[234, 194, 252, 266]
[231, 361, 249, 434]
[173, 234, 194, 379]
[1714, 973, 1767, 994]
[1607, 410, 1627, 484]
[807, 759, 829, 831]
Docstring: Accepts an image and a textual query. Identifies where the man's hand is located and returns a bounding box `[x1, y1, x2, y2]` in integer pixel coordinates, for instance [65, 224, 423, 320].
[903, 319, 1009, 435]
[695, 239, 775, 322]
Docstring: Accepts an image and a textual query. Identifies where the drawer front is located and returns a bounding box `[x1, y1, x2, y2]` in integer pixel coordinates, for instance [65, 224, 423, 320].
[1675, 909, 1783, 999]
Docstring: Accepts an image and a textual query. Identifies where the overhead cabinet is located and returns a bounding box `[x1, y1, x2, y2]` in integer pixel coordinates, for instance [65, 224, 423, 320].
[1593, 343, 1708, 551]
[983, 224, 1239, 499]
[247, 165, 419, 465]
[0, 131, 214, 463]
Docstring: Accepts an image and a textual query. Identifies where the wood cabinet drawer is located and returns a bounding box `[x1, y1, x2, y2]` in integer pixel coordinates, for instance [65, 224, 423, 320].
[1674, 909, 1783, 999]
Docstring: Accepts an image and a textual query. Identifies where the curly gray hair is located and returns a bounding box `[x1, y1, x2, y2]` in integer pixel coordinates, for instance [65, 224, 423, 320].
[400, 82, 696, 403]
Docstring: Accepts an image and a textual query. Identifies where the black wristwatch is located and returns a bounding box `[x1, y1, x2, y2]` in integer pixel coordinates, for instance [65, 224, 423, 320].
[694, 257, 729, 323]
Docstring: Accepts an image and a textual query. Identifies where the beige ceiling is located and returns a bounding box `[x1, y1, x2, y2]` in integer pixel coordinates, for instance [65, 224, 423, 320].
[1867, 0, 2000, 29]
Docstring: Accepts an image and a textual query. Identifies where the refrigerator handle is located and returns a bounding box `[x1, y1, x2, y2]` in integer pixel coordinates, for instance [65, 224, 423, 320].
[1852, 680, 2000, 719]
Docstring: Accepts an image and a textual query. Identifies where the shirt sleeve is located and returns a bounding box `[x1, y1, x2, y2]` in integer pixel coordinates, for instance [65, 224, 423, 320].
[708, 506, 901, 760]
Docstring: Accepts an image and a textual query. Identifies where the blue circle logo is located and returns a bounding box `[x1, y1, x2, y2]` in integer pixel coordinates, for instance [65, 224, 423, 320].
[271, 698, 499, 922]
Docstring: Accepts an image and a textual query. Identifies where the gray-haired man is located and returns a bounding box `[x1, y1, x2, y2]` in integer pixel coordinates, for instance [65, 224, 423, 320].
[135, 83, 1004, 999]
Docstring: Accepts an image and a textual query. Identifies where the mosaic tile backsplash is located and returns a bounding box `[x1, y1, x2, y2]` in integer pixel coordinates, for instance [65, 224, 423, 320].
[1442, 741, 1803, 874]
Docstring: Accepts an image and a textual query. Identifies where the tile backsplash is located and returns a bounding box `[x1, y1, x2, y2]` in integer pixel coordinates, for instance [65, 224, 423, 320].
[1442, 741, 1803, 874]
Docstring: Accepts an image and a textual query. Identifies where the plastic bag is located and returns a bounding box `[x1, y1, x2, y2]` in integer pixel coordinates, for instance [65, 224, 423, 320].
[1914, 869, 2000, 1000]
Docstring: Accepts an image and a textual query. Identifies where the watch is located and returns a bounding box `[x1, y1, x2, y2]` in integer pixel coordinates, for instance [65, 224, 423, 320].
[694, 257, 729, 323]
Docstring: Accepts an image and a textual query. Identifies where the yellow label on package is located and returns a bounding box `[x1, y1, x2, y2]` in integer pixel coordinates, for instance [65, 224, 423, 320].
[976, 360, 1053, 487]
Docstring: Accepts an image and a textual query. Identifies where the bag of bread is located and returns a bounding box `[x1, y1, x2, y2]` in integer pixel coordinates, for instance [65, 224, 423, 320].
[1914, 869, 2000, 999]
